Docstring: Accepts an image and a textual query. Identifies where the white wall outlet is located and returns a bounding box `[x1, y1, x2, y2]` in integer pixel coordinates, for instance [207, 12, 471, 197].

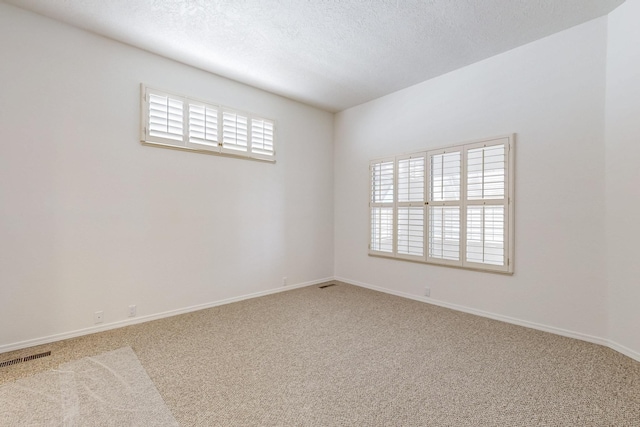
[282, 277, 288, 286]
[94, 311, 104, 324]
[128, 305, 137, 317]
[424, 287, 431, 297]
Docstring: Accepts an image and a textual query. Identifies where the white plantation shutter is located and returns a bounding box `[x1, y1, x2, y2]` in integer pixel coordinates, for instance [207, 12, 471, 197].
[251, 119, 275, 157]
[370, 159, 394, 254]
[222, 111, 248, 153]
[464, 140, 510, 271]
[428, 206, 460, 261]
[397, 207, 424, 257]
[188, 103, 219, 149]
[368, 135, 513, 273]
[397, 156, 425, 202]
[430, 151, 461, 202]
[467, 144, 505, 200]
[466, 206, 505, 265]
[427, 149, 462, 265]
[141, 85, 276, 162]
[371, 207, 394, 252]
[148, 93, 184, 143]
[397, 155, 425, 258]
[371, 160, 394, 204]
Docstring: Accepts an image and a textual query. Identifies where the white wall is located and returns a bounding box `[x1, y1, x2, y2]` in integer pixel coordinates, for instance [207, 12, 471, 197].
[0, 4, 334, 350]
[605, 0, 640, 357]
[335, 18, 610, 341]
[2, 2, 638, 361]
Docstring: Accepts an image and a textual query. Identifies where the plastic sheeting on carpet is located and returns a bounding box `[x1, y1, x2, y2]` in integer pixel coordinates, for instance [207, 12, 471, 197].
[0, 347, 177, 426]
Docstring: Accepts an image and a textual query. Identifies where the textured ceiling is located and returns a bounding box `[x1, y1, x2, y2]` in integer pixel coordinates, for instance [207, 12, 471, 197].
[5, 0, 625, 112]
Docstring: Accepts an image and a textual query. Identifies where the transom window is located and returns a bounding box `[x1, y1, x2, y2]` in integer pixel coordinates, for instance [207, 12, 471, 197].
[369, 135, 514, 273]
[141, 85, 275, 162]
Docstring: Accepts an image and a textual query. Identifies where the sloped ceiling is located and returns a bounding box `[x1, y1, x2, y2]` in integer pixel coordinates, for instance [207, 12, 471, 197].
[4, 0, 625, 112]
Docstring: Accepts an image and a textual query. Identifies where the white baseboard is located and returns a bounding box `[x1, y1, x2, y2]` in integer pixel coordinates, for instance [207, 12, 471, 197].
[606, 340, 640, 362]
[0, 277, 332, 354]
[335, 276, 640, 363]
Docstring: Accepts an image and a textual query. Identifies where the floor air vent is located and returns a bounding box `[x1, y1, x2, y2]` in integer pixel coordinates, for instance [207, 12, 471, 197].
[0, 351, 51, 368]
[319, 283, 336, 289]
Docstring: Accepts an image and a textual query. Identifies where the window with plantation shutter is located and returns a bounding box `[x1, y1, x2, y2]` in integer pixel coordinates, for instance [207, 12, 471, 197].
[368, 135, 514, 273]
[141, 85, 276, 162]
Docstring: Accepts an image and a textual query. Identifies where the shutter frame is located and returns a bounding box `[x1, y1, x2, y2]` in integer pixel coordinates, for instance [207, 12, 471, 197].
[369, 157, 395, 255]
[186, 100, 220, 152]
[396, 154, 426, 260]
[143, 86, 187, 147]
[462, 137, 513, 273]
[426, 147, 463, 266]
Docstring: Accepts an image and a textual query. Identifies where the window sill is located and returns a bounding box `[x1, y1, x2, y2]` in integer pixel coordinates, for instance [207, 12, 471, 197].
[141, 140, 276, 163]
[368, 252, 514, 275]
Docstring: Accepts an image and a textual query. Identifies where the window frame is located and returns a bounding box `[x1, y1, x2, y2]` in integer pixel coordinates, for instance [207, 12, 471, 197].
[140, 84, 276, 163]
[368, 134, 515, 274]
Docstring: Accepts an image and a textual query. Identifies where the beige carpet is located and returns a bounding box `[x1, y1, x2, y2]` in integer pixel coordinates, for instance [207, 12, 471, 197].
[1, 282, 639, 426]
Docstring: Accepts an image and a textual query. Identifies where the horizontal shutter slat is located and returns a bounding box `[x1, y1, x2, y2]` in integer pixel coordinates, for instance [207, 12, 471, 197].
[189, 104, 218, 145]
[371, 161, 394, 203]
[430, 152, 461, 202]
[371, 207, 393, 253]
[222, 111, 248, 151]
[398, 156, 425, 203]
[397, 206, 424, 256]
[148, 93, 184, 141]
[428, 206, 460, 261]
[251, 118, 275, 156]
[467, 145, 505, 200]
[466, 205, 505, 266]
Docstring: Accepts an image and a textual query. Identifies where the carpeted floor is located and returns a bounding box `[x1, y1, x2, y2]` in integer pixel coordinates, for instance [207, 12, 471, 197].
[1, 282, 639, 426]
[0, 347, 177, 426]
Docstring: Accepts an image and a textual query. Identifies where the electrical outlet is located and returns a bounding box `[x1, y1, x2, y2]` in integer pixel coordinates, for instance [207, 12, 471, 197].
[424, 287, 431, 297]
[282, 277, 288, 286]
[128, 305, 137, 317]
[94, 311, 104, 324]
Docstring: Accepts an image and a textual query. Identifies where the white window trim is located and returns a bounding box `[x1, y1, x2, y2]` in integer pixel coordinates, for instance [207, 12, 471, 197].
[140, 84, 276, 163]
[369, 134, 515, 274]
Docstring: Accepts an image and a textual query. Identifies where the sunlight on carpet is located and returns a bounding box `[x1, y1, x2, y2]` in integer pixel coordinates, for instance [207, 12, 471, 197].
[0, 347, 177, 426]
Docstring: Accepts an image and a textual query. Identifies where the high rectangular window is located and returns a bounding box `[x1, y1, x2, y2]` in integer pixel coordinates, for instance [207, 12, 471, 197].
[141, 85, 275, 161]
[369, 135, 514, 273]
